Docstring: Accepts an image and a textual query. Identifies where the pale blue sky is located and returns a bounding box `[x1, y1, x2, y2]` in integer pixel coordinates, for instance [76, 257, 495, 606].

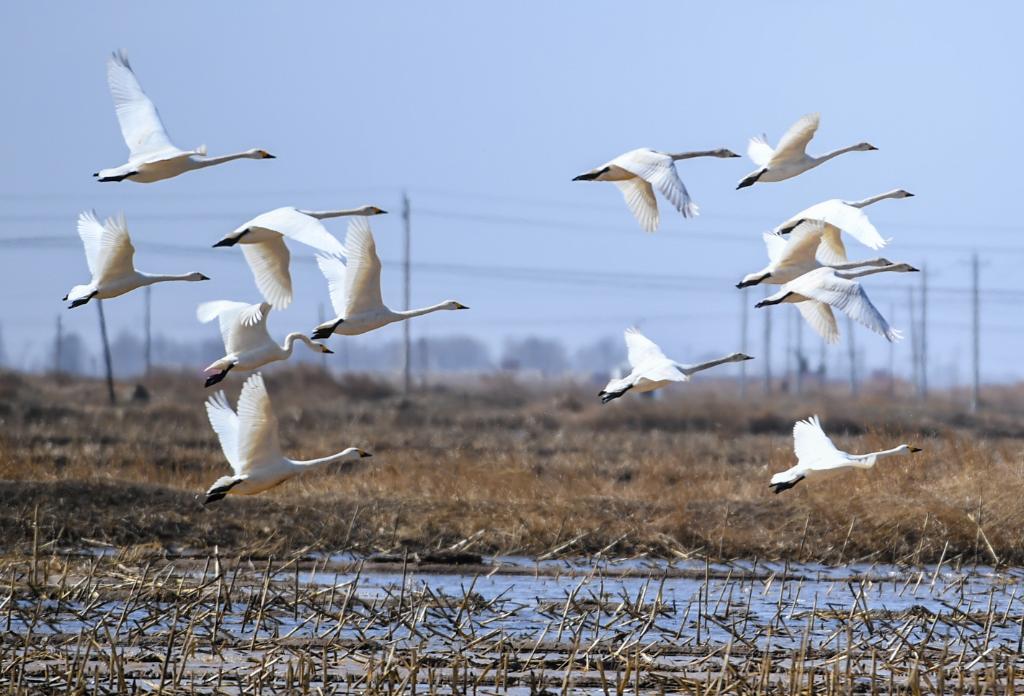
[2, 3, 1023, 382]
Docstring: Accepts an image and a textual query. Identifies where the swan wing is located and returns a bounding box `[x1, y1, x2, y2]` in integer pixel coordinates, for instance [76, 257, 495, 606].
[246, 207, 347, 255]
[816, 225, 849, 265]
[235, 373, 282, 473]
[76, 210, 108, 277]
[747, 136, 774, 167]
[762, 231, 788, 264]
[205, 390, 242, 475]
[316, 253, 349, 317]
[797, 200, 887, 250]
[341, 217, 385, 316]
[615, 150, 697, 219]
[768, 113, 819, 165]
[197, 301, 271, 354]
[612, 179, 659, 233]
[624, 327, 667, 368]
[794, 301, 839, 344]
[94, 213, 136, 283]
[241, 238, 292, 309]
[106, 50, 181, 161]
[791, 271, 901, 342]
[772, 221, 826, 273]
[639, 361, 688, 384]
[792, 415, 842, 469]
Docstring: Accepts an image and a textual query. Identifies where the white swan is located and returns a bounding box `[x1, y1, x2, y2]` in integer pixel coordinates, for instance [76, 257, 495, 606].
[197, 300, 333, 387]
[63, 210, 209, 308]
[203, 373, 371, 504]
[755, 264, 918, 343]
[573, 148, 740, 232]
[736, 221, 895, 289]
[737, 114, 876, 189]
[770, 415, 921, 493]
[599, 328, 752, 403]
[311, 217, 468, 339]
[94, 50, 274, 183]
[213, 206, 387, 309]
[774, 189, 915, 264]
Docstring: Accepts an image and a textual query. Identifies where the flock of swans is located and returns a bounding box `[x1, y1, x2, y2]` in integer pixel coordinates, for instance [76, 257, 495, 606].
[62, 50, 921, 502]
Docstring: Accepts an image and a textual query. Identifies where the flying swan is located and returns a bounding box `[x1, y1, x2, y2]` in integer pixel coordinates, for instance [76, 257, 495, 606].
[774, 189, 915, 264]
[63, 210, 209, 308]
[770, 415, 921, 493]
[213, 205, 387, 309]
[311, 217, 468, 339]
[197, 300, 333, 387]
[203, 373, 371, 504]
[95, 50, 275, 183]
[754, 264, 918, 343]
[573, 147, 740, 232]
[736, 220, 896, 289]
[599, 328, 752, 403]
[737, 113, 876, 189]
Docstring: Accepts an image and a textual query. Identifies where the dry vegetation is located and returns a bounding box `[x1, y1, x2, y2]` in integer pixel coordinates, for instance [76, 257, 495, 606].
[2, 367, 1024, 564]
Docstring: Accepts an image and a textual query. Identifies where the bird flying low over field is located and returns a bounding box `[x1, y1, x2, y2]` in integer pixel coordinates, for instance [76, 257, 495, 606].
[770, 416, 921, 493]
[737, 113, 877, 189]
[95, 50, 275, 183]
[203, 373, 371, 504]
[311, 217, 468, 339]
[573, 147, 740, 232]
[63, 210, 209, 308]
[754, 263, 917, 344]
[196, 300, 333, 388]
[213, 206, 386, 309]
[599, 328, 753, 403]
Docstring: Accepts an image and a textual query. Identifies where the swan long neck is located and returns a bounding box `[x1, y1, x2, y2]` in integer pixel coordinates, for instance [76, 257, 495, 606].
[827, 257, 892, 271]
[281, 333, 319, 354]
[396, 302, 452, 319]
[191, 151, 259, 168]
[290, 450, 359, 468]
[137, 272, 200, 285]
[669, 150, 723, 161]
[813, 144, 866, 165]
[678, 353, 743, 376]
[851, 446, 905, 467]
[301, 208, 365, 220]
[847, 190, 904, 209]
[836, 264, 907, 280]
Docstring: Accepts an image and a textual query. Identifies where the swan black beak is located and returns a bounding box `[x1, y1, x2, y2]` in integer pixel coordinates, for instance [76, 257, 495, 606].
[904, 192, 915, 197]
[907, 266, 921, 272]
[909, 447, 923, 453]
[725, 151, 742, 158]
[740, 354, 755, 361]
[455, 303, 469, 310]
[866, 145, 879, 151]
[212, 238, 234, 248]
[572, 173, 595, 181]
[261, 152, 276, 159]
[359, 450, 373, 458]
[198, 274, 211, 281]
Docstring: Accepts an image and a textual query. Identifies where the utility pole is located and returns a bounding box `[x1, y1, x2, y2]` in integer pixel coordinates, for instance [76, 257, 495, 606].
[846, 316, 858, 397]
[795, 310, 803, 395]
[971, 253, 980, 413]
[784, 310, 793, 392]
[920, 265, 929, 400]
[909, 287, 920, 397]
[144, 286, 152, 377]
[762, 287, 772, 394]
[55, 315, 63, 377]
[402, 192, 412, 395]
[96, 300, 115, 405]
[739, 288, 748, 398]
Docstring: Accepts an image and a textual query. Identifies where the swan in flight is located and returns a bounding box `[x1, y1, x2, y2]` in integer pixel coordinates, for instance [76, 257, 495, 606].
[95, 50, 274, 183]
[197, 300, 333, 387]
[311, 218, 468, 339]
[770, 415, 921, 493]
[63, 210, 209, 308]
[736, 221, 896, 289]
[774, 189, 915, 263]
[213, 205, 387, 309]
[203, 373, 371, 504]
[573, 148, 740, 232]
[755, 264, 918, 343]
[599, 328, 752, 403]
[737, 114, 876, 189]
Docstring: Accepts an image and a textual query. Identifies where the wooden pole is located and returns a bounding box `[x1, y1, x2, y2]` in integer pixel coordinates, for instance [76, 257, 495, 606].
[96, 300, 115, 405]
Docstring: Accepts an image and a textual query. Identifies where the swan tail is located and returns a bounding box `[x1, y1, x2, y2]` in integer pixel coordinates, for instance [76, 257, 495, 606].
[204, 476, 244, 505]
[769, 474, 805, 494]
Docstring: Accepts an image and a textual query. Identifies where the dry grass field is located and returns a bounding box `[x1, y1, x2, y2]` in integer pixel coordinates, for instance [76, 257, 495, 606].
[3, 367, 1024, 564]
